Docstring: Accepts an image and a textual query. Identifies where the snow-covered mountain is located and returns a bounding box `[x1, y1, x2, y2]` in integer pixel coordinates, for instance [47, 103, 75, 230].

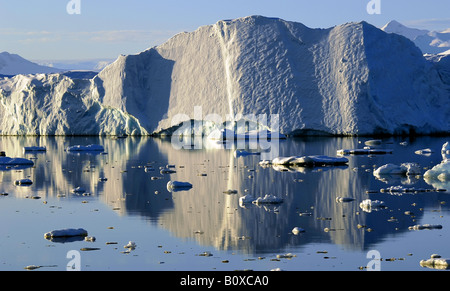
[0, 52, 64, 75]
[381, 20, 450, 54]
[0, 16, 449, 136]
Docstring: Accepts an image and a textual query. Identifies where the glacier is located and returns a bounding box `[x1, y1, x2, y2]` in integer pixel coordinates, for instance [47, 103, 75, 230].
[0, 16, 449, 136]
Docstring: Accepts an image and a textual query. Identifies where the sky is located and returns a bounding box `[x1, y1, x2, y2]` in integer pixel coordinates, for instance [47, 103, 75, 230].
[0, 0, 449, 61]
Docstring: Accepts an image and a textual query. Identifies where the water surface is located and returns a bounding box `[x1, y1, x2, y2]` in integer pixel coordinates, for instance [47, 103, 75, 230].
[0, 136, 449, 271]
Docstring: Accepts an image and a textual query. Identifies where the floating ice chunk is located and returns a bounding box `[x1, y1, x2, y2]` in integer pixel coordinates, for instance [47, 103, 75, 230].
[336, 197, 355, 203]
[44, 228, 88, 239]
[66, 144, 104, 152]
[23, 146, 46, 152]
[292, 227, 305, 235]
[252, 194, 283, 205]
[359, 199, 385, 212]
[424, 160, 450, 181]
[14, 178, 33, 186]
[72, 186, 86, 193]
[420, 258, 450, 270]
[442, 142, 450, 161]
[167, 181, 192, 192]
[337, 148, 393, 155]
[415, 148, 434, 156]
[373, 163, 421, 177]
[408, 224, 443, 231]
[239, 195, 256, 205]
[272, 155, 348, 167]
[234, 149, 261, 158]
[0, 157, 34, 166]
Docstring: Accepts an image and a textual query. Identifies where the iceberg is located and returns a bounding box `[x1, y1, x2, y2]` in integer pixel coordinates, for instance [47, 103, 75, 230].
[0, 16, 448, 136]
[424, 142, 450, 182]
[272, 155, 348, 167]
[337, 148, 393, 155]
[0, 156, 34, 166]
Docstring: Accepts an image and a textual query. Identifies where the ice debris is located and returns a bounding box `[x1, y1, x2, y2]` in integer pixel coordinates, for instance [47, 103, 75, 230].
[359, 199, 385, 212]
[14, 178, 33, 186]
[0, 157, 34, 166]
[408, 224, 443, 231]
[44, 228, 88, 239]
[337, 148, 393, 155]
[167, 181, 193, 192]
[420, 257, 450, 270]
[292, 227, 305, 235]
[239, 194, 283, 207]
[271, 155, 348, 167]
[373, 163, 421, 177]
[66, 144, 104, 152]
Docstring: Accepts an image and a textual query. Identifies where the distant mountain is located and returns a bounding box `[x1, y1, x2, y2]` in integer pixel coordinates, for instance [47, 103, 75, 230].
[33, 59, 114, 72]
[381, 20, 450, 54]
[0, 52, 64, 75]
[0, 16, 448, 136]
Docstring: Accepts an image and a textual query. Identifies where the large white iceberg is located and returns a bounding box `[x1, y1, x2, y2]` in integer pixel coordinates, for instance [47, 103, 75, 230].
[0, 16, 448, 136]
[424, 142, 450, 182]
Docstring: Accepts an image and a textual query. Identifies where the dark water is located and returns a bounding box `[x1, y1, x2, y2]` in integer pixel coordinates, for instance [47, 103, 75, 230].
[0, 135, 449, 271]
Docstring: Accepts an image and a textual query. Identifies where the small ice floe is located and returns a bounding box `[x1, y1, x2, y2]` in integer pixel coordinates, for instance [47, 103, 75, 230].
[167, 181, 192, 192]
[420, 256, 450, 270]
[14, 178, 33, 186]
[359, 199, 385, 213]
[66, 144, 104, 152]
[23, 146, 46, 152]
[292, 227, 305, 235]
[380, 185, 444, 194]
[408, 224, 442, 231]
[124, 241, 136, 250]
[271, 155, 348, 167]
[373, 163, 421, 177]
[336, 197, 355, 203]
[234, 150, 261, 158]
[44, 228, 88, 239]
[424, 143, 450, 182]
[239, 194, 283, 207]
[337, 148, 393, 155]
[71, 186, 87, 194]
[84, 236, 96, 242]
[415, 148, 434, 156]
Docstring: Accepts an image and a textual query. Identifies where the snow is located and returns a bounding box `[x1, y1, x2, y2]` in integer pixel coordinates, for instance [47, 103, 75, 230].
[0, 52, 65, 75]
[381, 20, 450, 54]
[0, 16, 449, 136]
[359, 199, 385, 212]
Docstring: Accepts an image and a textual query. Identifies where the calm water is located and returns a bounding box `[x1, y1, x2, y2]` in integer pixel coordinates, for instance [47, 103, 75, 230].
[0, 135, 449, 271]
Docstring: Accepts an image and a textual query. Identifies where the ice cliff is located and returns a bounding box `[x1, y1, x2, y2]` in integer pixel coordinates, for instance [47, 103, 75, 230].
[0, 16, 449, 136]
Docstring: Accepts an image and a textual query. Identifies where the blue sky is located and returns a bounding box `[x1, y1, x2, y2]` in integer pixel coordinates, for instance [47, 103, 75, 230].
[1, 0, 449, 60]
